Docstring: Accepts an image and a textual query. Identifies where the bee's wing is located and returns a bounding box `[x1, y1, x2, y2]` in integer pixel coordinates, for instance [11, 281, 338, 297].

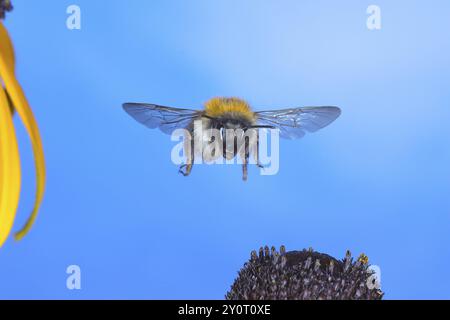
[123, 103, 203, 135]
[255, 106, 341, 139]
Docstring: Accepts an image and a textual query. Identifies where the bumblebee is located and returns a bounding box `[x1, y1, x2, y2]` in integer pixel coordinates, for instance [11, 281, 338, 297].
[123, 97, 341, 180]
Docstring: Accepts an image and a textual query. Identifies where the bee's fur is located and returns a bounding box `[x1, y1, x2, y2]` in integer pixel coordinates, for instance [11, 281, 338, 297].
[204, 97, 256, 124]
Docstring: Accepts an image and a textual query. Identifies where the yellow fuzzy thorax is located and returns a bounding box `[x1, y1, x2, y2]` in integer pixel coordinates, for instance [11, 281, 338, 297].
[204, 97, 255, 121]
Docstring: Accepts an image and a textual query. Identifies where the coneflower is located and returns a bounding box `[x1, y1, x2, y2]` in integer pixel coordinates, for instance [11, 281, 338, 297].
[227, 246, 383, 300]
[0, 1, 46, 247]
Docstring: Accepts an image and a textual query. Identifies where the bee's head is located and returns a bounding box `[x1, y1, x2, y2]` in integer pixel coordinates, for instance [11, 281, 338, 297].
[217, 113, 254, 130]
[223, 119, 243, 130]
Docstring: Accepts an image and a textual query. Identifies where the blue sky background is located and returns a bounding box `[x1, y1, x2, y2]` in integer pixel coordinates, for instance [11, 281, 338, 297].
[0, 0, 449, 299]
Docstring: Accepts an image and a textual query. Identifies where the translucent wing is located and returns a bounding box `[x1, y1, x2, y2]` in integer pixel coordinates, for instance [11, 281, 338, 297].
[123, 103, 203, 135]
[255, 106, 341, 139]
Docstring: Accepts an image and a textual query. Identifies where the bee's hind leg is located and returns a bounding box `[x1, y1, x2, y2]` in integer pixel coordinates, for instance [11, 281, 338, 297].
[242, 162, 248, 181]
[254, 135, 264, 169]
[179, 164, 193, 176]
[242, 138, 250, 181]
[179, 135, 194, 177]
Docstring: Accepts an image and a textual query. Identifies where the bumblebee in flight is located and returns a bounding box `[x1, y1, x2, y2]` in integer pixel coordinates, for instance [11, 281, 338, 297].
[123, 97, 341, 180]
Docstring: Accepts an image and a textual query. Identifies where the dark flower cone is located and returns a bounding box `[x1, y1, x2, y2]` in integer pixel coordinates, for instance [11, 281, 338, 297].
[227, 246, 384, 300]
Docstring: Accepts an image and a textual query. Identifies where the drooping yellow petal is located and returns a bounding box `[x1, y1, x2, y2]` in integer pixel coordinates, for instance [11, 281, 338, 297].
[0, 23, 16, 114]
[0, 22, 46, 241]
[0, 22, 15, 72]
[0, 86, 21, 246]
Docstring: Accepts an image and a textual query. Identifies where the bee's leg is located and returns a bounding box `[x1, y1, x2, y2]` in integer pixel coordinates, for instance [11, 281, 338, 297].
[242, 136, 250, 181]
[255, 133, 264, 169]
[242, 160, 248, 181]
[179, 132, 195, 177]
[179, 164, 193, 176]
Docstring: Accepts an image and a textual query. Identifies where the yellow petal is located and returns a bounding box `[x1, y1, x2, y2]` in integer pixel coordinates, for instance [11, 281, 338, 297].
[0, 86, 21, 247]
[0, 24, 46, 241]
[0, 22, 15, 73]
[0, 23, 16, 115]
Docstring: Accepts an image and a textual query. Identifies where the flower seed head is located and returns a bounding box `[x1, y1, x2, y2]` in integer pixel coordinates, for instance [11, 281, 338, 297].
[226, 246, 384, 300]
